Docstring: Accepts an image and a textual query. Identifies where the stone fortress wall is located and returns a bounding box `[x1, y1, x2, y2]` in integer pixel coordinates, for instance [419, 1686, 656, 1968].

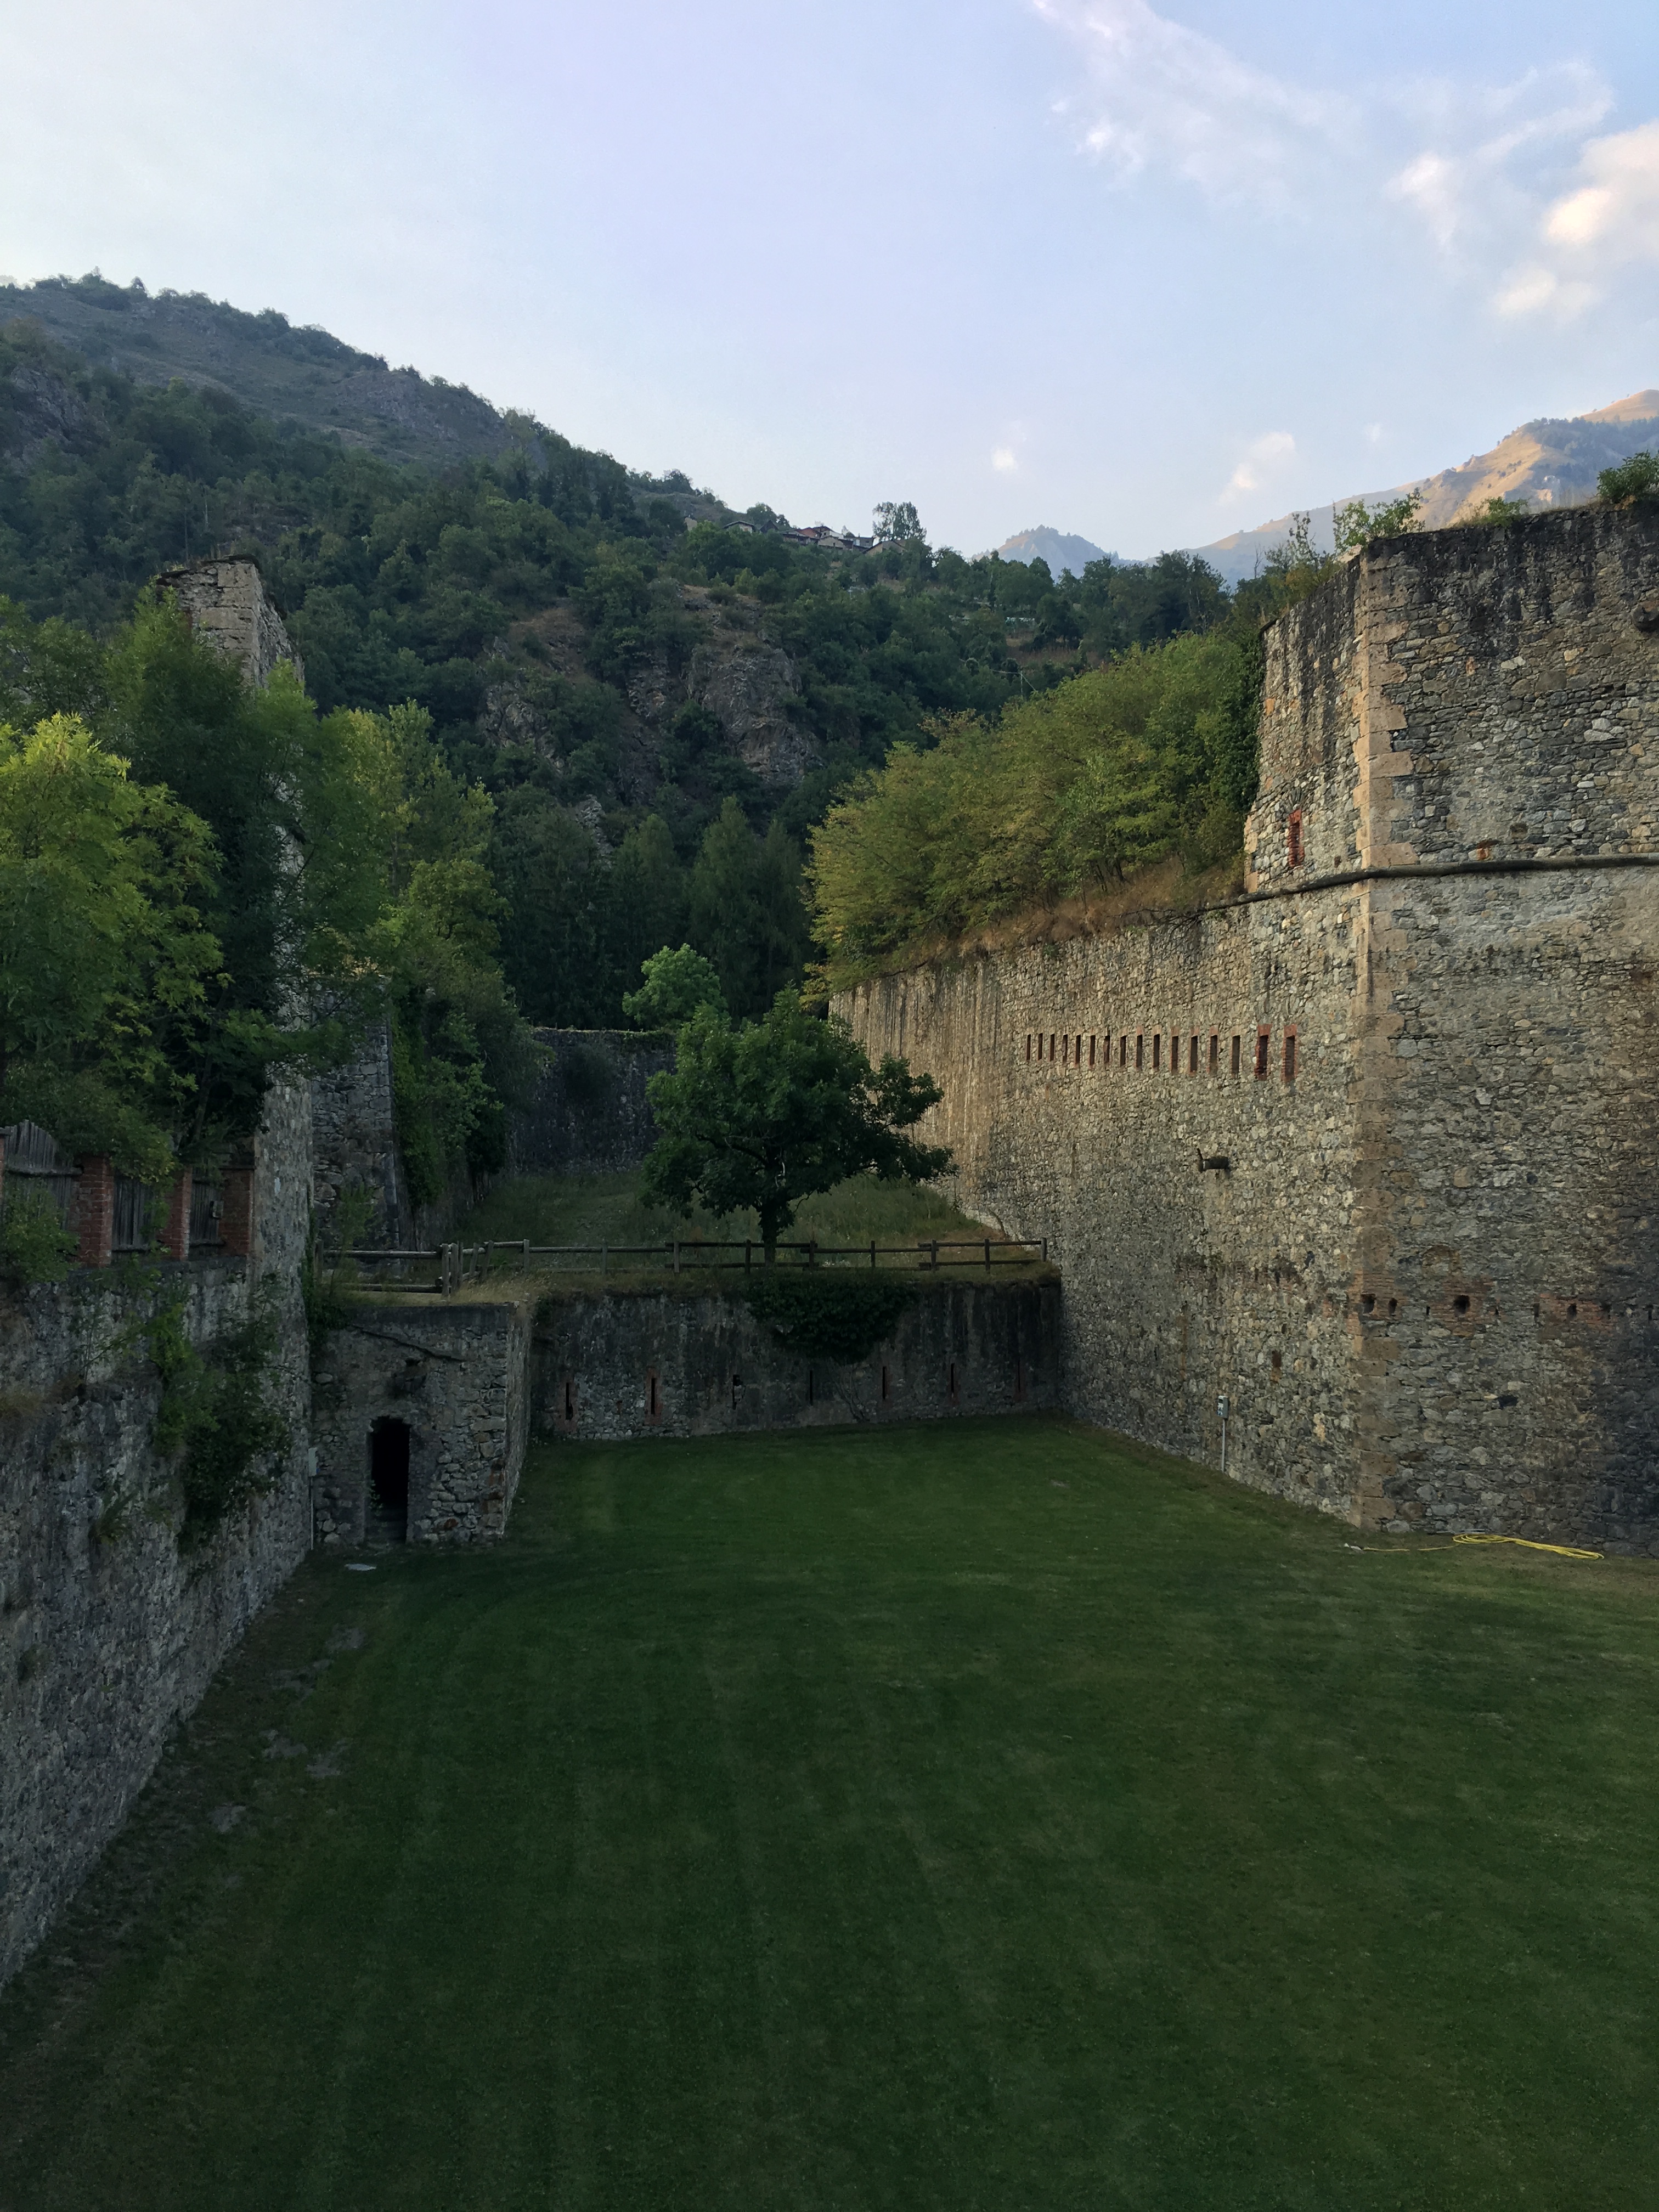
[842, 506, 1659, 1550]
[1, 562, 318, 1987]
[0, 1080, 315, 1989]
[311, 1298, 530, 1548]
[535, 1276, 1060, 1442]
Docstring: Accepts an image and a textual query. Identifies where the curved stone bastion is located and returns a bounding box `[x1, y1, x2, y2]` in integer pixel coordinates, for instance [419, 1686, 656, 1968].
[838, 505, 1659, 1553]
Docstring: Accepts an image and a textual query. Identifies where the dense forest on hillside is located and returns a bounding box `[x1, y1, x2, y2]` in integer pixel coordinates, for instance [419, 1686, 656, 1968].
[0, 290, 1253, 1034]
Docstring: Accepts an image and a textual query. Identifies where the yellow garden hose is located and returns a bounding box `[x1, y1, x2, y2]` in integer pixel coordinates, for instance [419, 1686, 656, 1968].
[1348, 1535, 1604, 1560]
[1451, 1533, 1603, 1561]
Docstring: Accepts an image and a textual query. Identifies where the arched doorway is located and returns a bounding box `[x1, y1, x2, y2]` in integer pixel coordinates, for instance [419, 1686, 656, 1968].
[368, 1416, 411, 1544]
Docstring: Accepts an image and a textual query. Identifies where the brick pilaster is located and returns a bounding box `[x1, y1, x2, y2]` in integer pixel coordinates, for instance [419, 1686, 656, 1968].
[75, 1155, 114, 1268]
[162, 1169, 193, 1261]
[220, 1166, 254, 1259]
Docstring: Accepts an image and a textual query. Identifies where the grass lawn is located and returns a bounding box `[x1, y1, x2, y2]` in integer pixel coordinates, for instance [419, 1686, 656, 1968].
[2, 1420, 1656, 2209]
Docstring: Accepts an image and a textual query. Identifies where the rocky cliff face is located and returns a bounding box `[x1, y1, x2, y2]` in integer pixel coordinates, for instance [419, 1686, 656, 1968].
[2, 358, 98, 467]
[481, 582, 818, 800]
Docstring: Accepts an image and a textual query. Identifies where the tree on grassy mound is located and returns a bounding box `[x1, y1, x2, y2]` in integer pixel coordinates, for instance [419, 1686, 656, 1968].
[640, 990, 951, 1263]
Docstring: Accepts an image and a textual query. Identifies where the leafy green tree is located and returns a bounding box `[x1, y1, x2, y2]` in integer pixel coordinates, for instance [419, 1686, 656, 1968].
[362, 703, 527, 1197]
[689, 797, 812, 1018]
[641, 994, 951, 1262]
[602, 814, 687, 1006]
[490, 789, 604, 1024]
[0, 713, 221, 1175]
[873, 501, 925, 545]
[806, 627, 1260, 989]
[621, 943, 724, 1028]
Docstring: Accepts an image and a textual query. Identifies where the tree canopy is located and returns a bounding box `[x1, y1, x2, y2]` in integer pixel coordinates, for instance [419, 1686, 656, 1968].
[0, 594, 527, 1190]
[641, 993, 951, 1261]
[0, 713, 220, 1175]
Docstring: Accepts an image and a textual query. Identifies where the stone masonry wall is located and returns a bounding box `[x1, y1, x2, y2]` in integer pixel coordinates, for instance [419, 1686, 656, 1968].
[310, 1024, 410, 1247]
[0, 1083, 314, 1989]
[509, 1030, 673, 1177]
[155, 556, 304, 691]
[311, 1298, 529, 1547]
[534, 1277, 1061, 1441]
[842, 507, 1659, 1552]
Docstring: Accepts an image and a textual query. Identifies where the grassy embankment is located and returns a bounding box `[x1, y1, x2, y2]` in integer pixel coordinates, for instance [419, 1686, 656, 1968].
[3, 1420, 1656, 2210]
[442, 1169, 1037, 1295]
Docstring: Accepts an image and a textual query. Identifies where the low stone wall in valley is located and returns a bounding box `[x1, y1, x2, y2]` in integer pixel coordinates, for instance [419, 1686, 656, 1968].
[533, 1276, 1062, 1441]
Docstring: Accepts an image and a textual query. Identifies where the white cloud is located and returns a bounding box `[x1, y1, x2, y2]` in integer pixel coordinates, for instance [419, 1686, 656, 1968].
[992, 446, 1018, 472]
[1384, 66, 1610, 252]
[1496, 119, 1659, 320]
[1030, 0, 1349, 206]
[1221, 430, 1295, 503]
[1545, 120, 1659, 253]
[1029, 1, 1646, 325]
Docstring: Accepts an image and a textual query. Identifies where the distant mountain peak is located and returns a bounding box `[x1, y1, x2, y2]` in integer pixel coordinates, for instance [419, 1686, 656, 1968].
[995, 525, 1109, 577]
[1180, 387, 1659, 583]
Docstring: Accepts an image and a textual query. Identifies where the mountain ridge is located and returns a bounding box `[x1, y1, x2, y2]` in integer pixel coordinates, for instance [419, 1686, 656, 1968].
[994, 524, 1110, 575]
[1181, 390, 1659, 583]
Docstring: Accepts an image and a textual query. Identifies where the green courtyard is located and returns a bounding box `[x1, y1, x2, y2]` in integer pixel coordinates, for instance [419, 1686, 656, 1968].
[2, 1419, 1655, 2209]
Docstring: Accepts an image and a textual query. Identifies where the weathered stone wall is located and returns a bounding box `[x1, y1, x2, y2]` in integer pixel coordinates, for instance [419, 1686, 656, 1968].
[842, 507, 1659, 1551]
[154, 556, 303, 691]
[0, 1086, 314, 1989]
[310, 1024, 410, 1246]
[533, 1277, 1061, 1441]
[509, 1030, 672, 1178]
[2, 566, 323, 1989]
[1251, 508, 1659, 889]
[156, 557, 305, 685]
[311, 1297, 529, 1547]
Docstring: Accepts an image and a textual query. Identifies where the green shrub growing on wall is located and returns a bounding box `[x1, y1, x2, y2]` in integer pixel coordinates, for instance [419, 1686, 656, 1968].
[147, 1289, 290, 1547]
[0, 1188, 78, 1288]
[301, 1187, 373, 1362]
[744, 1271, 918, 1363]
[1598, 452, 1659, 504]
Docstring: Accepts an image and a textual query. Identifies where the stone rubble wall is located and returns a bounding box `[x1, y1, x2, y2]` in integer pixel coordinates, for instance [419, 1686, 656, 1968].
[2, 568, 323, 1989]
[1251, 505, 1659, 889]
[154, 556, 303, 692]
[509, 1030, 673, 1178]
[309, 1024, 410, 1247]
[533, 1277, 1061, 1441]
[841, 507, 1659, 1553]
[311, 1299, 529, 1547]
[0, 1085, 314, 1990]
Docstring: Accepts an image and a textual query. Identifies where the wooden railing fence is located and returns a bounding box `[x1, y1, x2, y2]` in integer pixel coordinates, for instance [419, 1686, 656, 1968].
[332, 1235, 1051, 1294]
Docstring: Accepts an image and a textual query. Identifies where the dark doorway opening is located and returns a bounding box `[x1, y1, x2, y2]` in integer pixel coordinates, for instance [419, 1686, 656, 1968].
[368, 1417, 411, 1544]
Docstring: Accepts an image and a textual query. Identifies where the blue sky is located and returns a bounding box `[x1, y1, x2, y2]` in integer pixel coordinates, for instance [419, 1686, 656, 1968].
[4, 1, 1659, 555]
